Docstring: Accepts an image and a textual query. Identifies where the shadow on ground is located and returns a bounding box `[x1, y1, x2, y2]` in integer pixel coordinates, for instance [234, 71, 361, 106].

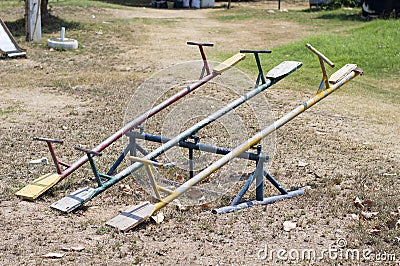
[316, 12, 364, 21]
[96, 0, 150, 7]
[5, 15, 82, 38]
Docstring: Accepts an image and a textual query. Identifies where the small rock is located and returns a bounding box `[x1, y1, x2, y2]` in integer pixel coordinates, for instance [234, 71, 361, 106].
[298, 161, 309, 167]
[283, 221, 296, 232]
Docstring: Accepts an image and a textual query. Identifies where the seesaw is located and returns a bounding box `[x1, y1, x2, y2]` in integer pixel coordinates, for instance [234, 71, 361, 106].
[50, 50, 303, 215]
[15, 42, 245, 200]
[103, 44, 363, 230]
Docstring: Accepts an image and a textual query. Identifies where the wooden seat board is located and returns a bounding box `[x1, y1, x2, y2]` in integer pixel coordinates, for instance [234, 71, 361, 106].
[15, 173, 61, 200]
[329, 64, 357, 84]
[50, 187, 96, 212]
[213, 53, 245, 74]
[106, 202, 156, 231]
[266, 61, 303, 79]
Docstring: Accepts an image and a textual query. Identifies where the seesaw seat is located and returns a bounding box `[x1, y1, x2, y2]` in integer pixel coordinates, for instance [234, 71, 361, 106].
[50, 187, 96, 212]
[106, 202, 156, 231]
[15, 173, 61, 200]
[266, 61, 303, 80]
[213, 53, 245, 74]
[329, 64, 357, 84]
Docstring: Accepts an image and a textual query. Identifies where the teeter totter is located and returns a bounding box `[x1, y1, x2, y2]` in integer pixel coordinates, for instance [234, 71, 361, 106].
[15, 42, 245, 200]
[103, 44, 362, 231]
[50, 48, 303, 215]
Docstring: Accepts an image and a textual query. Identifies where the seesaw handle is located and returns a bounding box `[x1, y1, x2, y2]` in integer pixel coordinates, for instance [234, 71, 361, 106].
[187, 41, 214, 47]
[33, 137, 63, 144]
[306, 43, 335, 68]
[239, 50, 271, 54]
[75, 146, 102, 156]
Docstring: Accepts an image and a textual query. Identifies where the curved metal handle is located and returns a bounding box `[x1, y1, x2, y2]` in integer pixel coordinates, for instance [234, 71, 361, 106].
[306, 43, 335, 68]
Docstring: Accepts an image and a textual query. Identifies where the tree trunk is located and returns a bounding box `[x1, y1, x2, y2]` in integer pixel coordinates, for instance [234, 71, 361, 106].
[41, 0, 49, 19]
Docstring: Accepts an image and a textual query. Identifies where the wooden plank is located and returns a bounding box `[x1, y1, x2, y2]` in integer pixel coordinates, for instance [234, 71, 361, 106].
[15, 173, 61, 200]
[329, 64, 357, 84]
[266, 61, 303, 79]
[213, 53, 245, 74]
[50, 187, 96, 213]
[106, 202, 156, 231]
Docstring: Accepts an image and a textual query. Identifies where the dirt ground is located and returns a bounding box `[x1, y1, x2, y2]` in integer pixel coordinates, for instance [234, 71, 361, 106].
[1, 1, 399, 265]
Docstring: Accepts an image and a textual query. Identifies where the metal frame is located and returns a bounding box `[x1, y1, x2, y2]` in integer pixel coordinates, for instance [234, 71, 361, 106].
[50, 51, 302, 213]
[104, 44, 362, 231]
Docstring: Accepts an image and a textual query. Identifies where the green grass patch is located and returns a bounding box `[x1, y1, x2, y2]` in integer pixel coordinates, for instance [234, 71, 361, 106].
[227, 19, 399, 79]
[0, 107, 15, 115]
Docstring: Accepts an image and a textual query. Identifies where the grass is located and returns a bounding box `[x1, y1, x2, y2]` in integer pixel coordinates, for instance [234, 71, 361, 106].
[0, 107, 15, 115]
[215, 9, 400, 78]
[0, 2, 398, 263]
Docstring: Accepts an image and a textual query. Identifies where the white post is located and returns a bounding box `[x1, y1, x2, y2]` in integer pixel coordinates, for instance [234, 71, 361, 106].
[26, 0, 42, 41]
[61, 27, 65, 41]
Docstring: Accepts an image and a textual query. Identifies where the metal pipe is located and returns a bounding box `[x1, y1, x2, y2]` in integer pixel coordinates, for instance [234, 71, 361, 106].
[213, 189, 305, 214]
[154, 69, 362, 211]
[125, 131, 261, 161]
[230, 172, 255, 206]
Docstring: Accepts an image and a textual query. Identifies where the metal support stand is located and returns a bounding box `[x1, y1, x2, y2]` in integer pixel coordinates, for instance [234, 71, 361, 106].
[213, 145, 305, 214]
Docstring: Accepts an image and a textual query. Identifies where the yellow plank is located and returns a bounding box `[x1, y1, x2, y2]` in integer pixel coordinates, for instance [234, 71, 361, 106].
[213, 53, 245, 74]
[15, 173, 61, 200]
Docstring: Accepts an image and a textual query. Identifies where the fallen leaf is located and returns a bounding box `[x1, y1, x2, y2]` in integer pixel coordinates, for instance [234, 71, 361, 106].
[354, 197, 364, 209]
[200, 203, 211, 209]
[175, 174, 185, 183]
[363, 199, 374, 208]
[119, 184, 131, 194]
[383, 173, 397, 177]
[349, 213, 359, 220]
[361, 211, 379, 220]
[61, 245, 85, 252]
[283, 221, 296, 232]
[298, 161, 309, 167]
[42, 252, 64, 259]
[151, 212, 164, 224]
[176, 203, 189, 211]
[71, 246, 85, 252]
[368, 228, 381, 235]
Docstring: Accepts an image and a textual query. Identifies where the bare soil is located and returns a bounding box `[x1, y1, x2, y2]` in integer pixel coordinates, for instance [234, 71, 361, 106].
[0, 2, 399, 265]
